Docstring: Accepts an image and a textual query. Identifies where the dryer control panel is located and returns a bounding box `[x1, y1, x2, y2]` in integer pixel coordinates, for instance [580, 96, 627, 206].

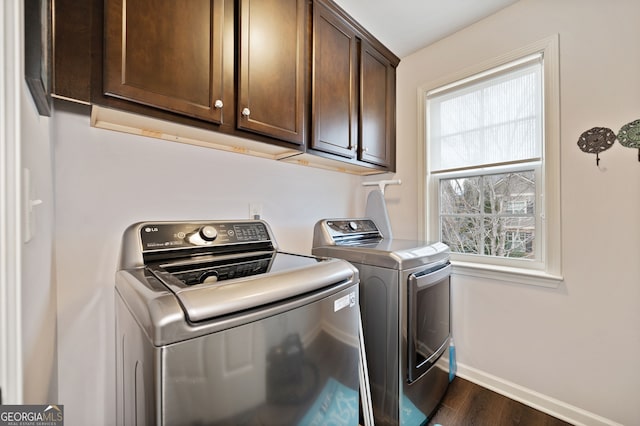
[313, 219, 382, 246]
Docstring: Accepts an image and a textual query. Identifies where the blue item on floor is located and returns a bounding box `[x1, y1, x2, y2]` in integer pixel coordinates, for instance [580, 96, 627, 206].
[449, 338, 457, 382]
[401, 393, 427, 426]
[298, 378, 358, 426]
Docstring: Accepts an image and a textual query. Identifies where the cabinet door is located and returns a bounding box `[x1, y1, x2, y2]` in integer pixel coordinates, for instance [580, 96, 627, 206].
[104, 0, 226, 124]
[360, 40, 396, 168]
[311, 1, 358, 159]
[238, 0, 307, 145]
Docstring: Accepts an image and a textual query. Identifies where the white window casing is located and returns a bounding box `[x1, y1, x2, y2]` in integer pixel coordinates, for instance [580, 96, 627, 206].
[417, 34, 562, 287]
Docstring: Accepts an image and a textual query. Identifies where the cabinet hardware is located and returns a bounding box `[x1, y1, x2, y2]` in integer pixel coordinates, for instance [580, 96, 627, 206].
[214, 99, 223, 109]
[241, 107, 251, 117]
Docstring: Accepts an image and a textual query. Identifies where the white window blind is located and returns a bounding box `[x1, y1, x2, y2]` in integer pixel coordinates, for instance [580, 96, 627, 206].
[428, 55, 543, 173]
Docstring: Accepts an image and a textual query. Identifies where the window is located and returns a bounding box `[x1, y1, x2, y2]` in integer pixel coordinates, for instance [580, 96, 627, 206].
[420, 36, 562, 286]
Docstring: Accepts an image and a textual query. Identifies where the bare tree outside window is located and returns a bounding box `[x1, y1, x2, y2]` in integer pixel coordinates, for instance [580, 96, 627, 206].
[440, 171, 535, 259]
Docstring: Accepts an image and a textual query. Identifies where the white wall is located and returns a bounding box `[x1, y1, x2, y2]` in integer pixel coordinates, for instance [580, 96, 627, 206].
[21, 86, 57, 404]
[52, 102, 365, 425]
[393, 0, 640, 425]
[15, 0, 58, 406]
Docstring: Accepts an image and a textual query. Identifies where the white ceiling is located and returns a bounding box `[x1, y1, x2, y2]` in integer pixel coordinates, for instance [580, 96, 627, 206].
[332, 0, 520, 58]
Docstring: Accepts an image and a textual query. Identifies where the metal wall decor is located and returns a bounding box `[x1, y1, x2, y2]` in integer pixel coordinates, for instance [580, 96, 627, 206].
[577, 120, 640, 165]
[577, 127, 616, 166]
[617, 119, 640, 161]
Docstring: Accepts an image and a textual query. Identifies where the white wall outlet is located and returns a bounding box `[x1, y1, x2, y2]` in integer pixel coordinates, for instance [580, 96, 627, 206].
[249, 203, 263, 219]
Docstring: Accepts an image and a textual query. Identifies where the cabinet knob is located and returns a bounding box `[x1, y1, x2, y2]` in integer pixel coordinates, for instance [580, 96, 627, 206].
[214, 99, 224, 109]
[363, 147, 369, 153]
[241, 107, 251, 117]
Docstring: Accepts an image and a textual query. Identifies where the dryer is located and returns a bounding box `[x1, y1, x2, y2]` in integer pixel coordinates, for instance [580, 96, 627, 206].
[313, 218, 451, 425]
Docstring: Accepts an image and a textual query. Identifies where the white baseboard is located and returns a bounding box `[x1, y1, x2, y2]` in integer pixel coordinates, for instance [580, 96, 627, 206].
[455, 363, 622, 426]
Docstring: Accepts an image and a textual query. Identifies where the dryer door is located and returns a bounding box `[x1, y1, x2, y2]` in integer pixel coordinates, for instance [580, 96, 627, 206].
[407, 263, 451, 383]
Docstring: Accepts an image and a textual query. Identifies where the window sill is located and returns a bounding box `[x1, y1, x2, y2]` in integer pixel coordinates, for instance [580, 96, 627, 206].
[451, 260, 563, 288]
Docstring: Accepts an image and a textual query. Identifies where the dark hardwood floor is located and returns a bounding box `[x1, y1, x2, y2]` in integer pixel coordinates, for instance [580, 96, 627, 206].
[427, 378, 573, 426]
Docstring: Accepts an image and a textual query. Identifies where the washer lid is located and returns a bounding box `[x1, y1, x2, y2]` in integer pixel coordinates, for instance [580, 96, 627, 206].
[150, 252, 356, 323]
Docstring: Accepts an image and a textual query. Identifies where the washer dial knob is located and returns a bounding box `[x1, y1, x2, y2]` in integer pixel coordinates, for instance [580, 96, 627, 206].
[348, 221, 358, 231]
[199, 225, 218, 241]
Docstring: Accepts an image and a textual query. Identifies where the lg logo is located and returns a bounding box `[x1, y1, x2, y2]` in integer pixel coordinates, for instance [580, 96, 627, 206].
[144, 227, 159, 233]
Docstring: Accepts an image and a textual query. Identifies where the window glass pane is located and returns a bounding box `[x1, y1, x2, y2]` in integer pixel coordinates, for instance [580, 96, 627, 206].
[428, 61, 542, 172]
[439, 170, 536, 259]
[441, 216, 484, 255]
[484, 217, 535, 258]
[482, 171, 535, 214]
[440, 176, 481, 214]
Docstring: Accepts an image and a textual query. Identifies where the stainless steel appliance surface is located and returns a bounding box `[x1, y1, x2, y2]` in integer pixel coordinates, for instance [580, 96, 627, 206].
[313, 218, 451, 426]
[116, 219, 361, 426]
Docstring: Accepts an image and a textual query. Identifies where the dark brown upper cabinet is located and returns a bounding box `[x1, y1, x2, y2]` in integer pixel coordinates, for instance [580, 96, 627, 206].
[237, 0, 307, 146]
[311, 0, 398, 171]
[311, 0, 358, 159]
[104, 0, 228, 124]
[359, 39, 396, 168]
[52, 0, 93, 104]
[54, 0, 398, 173]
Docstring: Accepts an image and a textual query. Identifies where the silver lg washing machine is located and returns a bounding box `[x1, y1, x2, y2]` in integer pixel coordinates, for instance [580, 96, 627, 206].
[116, 219, 361, 425]
[313, 218, 451, 426]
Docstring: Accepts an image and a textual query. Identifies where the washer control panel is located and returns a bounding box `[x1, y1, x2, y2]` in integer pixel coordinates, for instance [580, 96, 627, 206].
[140, 221, 272, 252]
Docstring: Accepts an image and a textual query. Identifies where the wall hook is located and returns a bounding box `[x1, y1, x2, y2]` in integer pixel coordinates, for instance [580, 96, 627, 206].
[577, 127, 616, 166]
[617, 119, 640, 162]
